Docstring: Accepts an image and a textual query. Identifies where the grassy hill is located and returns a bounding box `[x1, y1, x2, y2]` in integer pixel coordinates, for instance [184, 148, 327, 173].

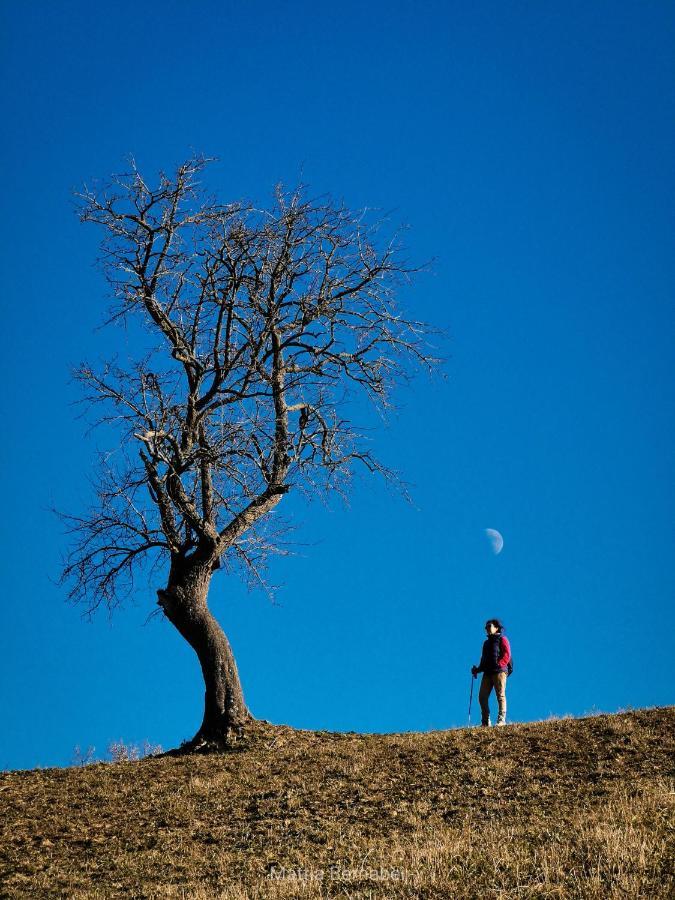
[1, 707, 673, 898]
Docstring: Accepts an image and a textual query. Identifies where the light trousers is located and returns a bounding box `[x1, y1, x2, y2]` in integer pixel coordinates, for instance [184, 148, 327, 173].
[478, 672, 507, 725]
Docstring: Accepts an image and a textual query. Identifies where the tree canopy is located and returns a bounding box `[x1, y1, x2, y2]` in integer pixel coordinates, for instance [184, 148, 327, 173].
[59, 157, 437, 617]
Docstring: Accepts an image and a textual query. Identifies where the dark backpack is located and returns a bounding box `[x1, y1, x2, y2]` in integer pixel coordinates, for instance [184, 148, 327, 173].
[500, 635, 514, 676]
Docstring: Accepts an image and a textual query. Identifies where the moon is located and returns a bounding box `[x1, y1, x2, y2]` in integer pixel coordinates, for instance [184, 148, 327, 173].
[485, 528, 504, 555]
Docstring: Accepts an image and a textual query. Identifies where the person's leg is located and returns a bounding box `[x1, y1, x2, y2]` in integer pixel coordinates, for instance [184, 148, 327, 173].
[494, 673, 507, 725]
[478, 674, 493, 726]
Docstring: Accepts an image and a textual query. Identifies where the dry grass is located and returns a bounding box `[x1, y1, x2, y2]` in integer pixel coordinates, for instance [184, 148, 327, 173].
[1, 707, 673, 898]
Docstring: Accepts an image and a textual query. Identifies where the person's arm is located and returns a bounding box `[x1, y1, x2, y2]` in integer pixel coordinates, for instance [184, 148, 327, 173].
[498, 635, 511, 668]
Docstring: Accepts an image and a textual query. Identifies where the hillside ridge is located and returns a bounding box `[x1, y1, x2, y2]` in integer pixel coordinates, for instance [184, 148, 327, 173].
[1, 707, 673, 898]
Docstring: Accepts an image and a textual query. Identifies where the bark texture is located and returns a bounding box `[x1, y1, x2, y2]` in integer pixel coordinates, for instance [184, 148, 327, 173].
[157, 560, 251, 748]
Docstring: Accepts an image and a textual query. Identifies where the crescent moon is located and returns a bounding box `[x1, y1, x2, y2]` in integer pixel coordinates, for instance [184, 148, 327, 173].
[485, 528, 503, 554]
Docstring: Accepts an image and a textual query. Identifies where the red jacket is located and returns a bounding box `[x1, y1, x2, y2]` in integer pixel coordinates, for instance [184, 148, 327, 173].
[497, 635, 511, 670]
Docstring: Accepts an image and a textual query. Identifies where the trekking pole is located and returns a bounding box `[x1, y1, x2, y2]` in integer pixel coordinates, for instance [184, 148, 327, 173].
[468, 673, 475, 726]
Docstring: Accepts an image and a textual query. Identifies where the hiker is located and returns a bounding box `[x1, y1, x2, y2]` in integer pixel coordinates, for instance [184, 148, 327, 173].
[471, 619, 511, 727]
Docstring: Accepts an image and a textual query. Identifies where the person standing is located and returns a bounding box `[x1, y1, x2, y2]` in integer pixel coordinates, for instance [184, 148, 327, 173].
[471, 619, 511, 726]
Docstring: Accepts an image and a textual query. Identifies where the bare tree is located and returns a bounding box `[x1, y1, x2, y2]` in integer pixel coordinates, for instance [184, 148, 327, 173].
[58, 155, 437, 750]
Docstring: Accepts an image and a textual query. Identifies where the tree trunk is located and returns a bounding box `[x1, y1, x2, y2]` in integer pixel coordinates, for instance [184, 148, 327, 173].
[157, 559, 252, 750]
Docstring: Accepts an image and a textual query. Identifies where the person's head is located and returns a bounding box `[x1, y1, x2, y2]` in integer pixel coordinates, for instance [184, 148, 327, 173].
[485, 618, 503, 635]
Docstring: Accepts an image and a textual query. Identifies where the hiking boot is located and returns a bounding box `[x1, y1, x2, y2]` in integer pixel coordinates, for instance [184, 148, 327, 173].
[496, 718, 506, 727]
[481, 718, 491, 727]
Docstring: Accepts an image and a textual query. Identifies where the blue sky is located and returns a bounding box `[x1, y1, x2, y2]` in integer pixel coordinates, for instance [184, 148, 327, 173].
[1, 0, 673, 770]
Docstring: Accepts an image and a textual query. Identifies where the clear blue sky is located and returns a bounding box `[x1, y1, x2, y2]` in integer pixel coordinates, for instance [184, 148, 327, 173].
[1, 1, 673, 771]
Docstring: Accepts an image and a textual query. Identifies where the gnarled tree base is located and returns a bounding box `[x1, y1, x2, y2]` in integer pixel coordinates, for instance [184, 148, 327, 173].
[184, 710, 256, 754]
[157, 714, 288, 758]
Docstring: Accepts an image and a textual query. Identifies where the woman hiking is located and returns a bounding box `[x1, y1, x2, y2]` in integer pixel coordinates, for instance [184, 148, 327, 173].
[471, 618, 511, 727]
